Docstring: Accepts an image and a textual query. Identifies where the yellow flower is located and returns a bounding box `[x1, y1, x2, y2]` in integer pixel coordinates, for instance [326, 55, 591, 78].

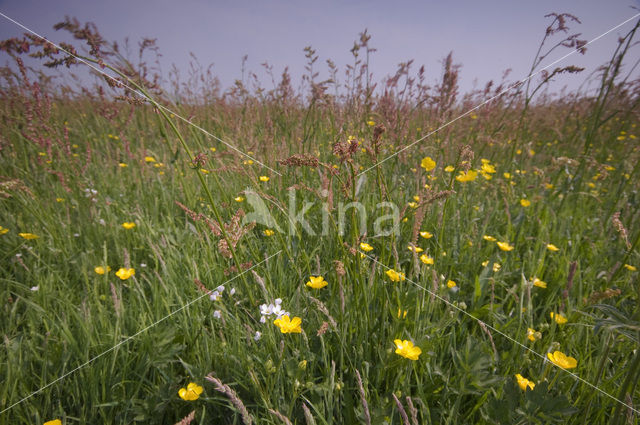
[0, 226, 8, 235]
[492, 263, 501, 272]
[444, 165, 455, 172]
[44, 420, 62, 425]
[496, 241, 514, 251]
[481, 163, 496, 174]
[385, 269, 405, 282]
[547, 351, 577, 369]
[420, 156, 436, 171]
[407, 201, 418, 209]
[520, 199, 531, 207]
[263, 229, 274, 236]
[623, 264, 636, 271]
[178, 382, 203, 401]
[115, 268, 135, 280]
[273, 315, 302, 333]
[446, 280, 457, 288]
[94, 266, 111, 275]
[550, 312, 567, 324]
[243, 159, 254, 165]
[234, 196, 245, 202]
[209, 147, 217, 152]
[306, 276, 328, 289]
[367, 120, 376, 126]
[419, 231, 433, 239]
[483, 235, 496, 242]
[455, 170, 478, 182]
[407, 245, 423, 253]
[503, 172, 512, 179]
[259, 176, 270, 182]
[144, 156, 156, 163]
[420, 254, 434, 265]
[122, 222, 136, 229]
[359, 242, 374, 252]
[397, 308, 408, 319]
[56, 198, 64, 202]
[18, 232, 38, 239]
[119, 163, 128, 168]
[394, 339, 422, 360]
[532, 277, 547, 288]
[527, 328, 541, 342]
[545, 183, 554, 189]
[515, 374, 535, 391]
[547, 244, 559, 252]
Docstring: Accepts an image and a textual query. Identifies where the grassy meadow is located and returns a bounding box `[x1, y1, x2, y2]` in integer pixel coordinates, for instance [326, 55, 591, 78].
[1, 15, 640, 425]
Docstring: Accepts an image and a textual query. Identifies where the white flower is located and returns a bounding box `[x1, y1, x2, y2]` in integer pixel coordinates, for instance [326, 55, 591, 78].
[230, 288, 236, 296]
[213, 310, 221, 319]
[260, 315, 267, 323]
[271, 304, 283, 316]
[254, 331, 262, 341]
[73, 233, 80, 237]
[275, 298, 282, 305]
[140, 263, 147, 268]
[30, 286, 39, 291]
[98, 218, 106, 226]
[260, 304, 270, 316]
[216, 285, 225, 293]
[209, 291, 221, 301]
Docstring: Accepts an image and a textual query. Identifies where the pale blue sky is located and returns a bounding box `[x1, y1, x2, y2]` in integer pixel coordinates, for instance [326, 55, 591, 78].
[0, 0, 639, 96]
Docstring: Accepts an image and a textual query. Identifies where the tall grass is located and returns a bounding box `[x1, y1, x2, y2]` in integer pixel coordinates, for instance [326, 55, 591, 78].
[0, 13, 639, 424]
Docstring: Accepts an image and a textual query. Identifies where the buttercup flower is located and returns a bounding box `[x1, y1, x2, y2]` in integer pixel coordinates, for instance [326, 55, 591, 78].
[44, 420, 62, 425]
[259, 176, 270, 182]
[520, 199, 531, 207]
[455, 170, 478, 182]
[94, 266, 111, 275]
[115, 268, 135, 280]
[178, 382, 203, 401]
[420, 254, 434, 265]
[497, 241, 514, 251]
[0, 226, 9, 235]
[18, 232, 38, 239]
[532, 278, 547, 288]
[444, 165, 455, 172]
[122, 222, 136, 229]
[306, 276, 328, 289]
[547, 244, 560, 252]
[407, 245, 423, 253]
[515, 374, 535, 391]
[547, 351, 577, 369]
[550, 312, 567, 324]
[419, 231, 433, 239]
[394, 339, 422, 360]
[234, 196, 245, 202]
[263, 229, 274, 236]
[144, 156, 156, 163]
[624, 264, 636, 271]
[420, 156, 436, 171]
[273, 315, 302, 333]
[527, 328, 541, 341]
[359, 242, 374, 252]
[446, 280, 457, 288]
[483, 235, 496, 242]
[385, 269, 405, 282]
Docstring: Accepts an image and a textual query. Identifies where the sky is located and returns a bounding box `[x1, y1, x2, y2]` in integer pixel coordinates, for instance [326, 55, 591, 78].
[0, 0, 639, 97]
